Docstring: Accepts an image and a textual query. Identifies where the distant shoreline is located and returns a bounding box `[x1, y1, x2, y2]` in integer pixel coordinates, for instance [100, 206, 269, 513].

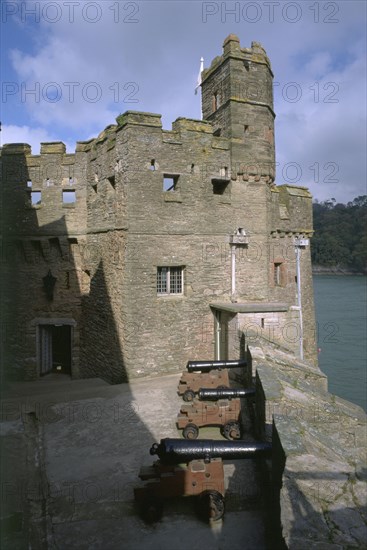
[312, 266, 366, 276]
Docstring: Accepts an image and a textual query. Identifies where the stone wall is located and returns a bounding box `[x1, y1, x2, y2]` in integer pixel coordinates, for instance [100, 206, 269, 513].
[248, 342, 367, 549]
[1, 144, 87, 380]
[1, 35, 318, 382]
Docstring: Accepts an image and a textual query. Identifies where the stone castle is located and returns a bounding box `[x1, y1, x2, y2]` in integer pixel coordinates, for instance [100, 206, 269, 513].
[1, 34, 317, 383]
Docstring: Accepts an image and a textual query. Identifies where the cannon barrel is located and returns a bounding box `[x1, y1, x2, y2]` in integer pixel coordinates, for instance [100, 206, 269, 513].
[186, 359, 247, 373]
[198, 387, 255, 400]
[150, 438, 272, 464]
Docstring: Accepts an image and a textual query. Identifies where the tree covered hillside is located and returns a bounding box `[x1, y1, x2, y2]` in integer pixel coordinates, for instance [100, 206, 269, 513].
[311, 196, 367, 274]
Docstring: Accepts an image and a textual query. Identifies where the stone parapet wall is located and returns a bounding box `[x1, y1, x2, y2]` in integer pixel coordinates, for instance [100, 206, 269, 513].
[248, 342, 367, 549]
[1, 143, 88, 236]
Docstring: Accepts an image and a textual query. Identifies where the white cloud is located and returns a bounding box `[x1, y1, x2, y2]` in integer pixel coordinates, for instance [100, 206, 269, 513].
[1, 124, 74, 154]
[4, 0, 366, 202]
[275, 37, 366, 202]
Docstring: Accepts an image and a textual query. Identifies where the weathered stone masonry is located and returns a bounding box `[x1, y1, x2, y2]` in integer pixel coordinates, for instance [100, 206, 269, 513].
[1, 35, 316, 383]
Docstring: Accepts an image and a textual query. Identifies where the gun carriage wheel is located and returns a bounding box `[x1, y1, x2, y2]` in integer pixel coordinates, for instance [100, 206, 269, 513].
[140, 495, 164, 523]
[183, 389, 195, 402]
[222, 421, 241, 440]
[197, 490, 225, 521]
[182, 423, 199, 439]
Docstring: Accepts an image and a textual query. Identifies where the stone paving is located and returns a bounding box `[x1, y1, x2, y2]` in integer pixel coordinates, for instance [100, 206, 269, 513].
[0, 373, 271, 549]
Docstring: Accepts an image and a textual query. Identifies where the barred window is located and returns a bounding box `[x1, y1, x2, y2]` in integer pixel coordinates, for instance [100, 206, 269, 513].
[157, 267, 184, 295]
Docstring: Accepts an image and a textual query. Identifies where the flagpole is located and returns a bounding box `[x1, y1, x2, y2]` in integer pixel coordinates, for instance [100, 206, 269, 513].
[195, 57, 204, 120]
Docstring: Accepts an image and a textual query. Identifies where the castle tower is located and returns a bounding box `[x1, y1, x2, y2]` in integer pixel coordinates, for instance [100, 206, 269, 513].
[201, 34, 275, 181]
[1, 36, 317, 383]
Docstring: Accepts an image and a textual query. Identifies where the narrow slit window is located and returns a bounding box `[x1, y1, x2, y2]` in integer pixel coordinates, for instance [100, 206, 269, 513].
[63, 190, 76, 203]
[157, 266, 184, 295]
[244, 125, 249, 139]
[27, 180, 32, 188]
[150, 159, 156, 171]
[219, 166, 228, 178]
[31, 191, 42, 205]
[212, 91, 219, 111]
[274, 263, 282, 286]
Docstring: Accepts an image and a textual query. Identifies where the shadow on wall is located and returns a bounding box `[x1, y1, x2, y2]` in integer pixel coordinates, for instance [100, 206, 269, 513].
[81, 258, 128, 383]
[0, 148, 232, 549]
[285, 466, 367, 548]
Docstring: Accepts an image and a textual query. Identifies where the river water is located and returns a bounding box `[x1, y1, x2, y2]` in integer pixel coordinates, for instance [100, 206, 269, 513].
[313, 275, 367, 411]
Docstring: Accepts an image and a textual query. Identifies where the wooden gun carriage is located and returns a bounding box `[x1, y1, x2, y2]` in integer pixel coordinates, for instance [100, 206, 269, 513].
[177, 360, 247, 402]
[177, 387, 255, 440]
[134, 438, 272, 522]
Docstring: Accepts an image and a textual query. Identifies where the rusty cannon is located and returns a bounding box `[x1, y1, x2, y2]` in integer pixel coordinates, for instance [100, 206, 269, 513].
[177, 387, 256, 440]
[134, 438, 272, 522]
[178, 359, 247, 402]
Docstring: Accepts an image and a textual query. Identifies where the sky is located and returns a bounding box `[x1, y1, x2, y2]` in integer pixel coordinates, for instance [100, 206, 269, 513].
[1, 0, 366, 203]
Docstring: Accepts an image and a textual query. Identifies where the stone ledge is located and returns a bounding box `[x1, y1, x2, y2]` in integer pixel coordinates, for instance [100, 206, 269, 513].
[116, 111, 162, 128]
[210, 302, 289, 313]
[250, 341, 367, 548]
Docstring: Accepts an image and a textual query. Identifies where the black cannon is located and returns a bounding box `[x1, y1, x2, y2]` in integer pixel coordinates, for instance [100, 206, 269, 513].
[178, 359, 248, 401]
[135, 438, 272, 522]
[186, 359, 247, 373]
[150, 438, 272, 464]
[198, 387, 255, 401]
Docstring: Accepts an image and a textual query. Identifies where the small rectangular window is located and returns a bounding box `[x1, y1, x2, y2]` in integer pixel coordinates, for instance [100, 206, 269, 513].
[31, 191, 42, 205]
[27, 180, 32, 188]
[163, 175, 179, 192]
[212, 179, 229, 195]
[63, 190, 76, 203]
[219, 166, 228, 178]
[157, 266, 184, 295]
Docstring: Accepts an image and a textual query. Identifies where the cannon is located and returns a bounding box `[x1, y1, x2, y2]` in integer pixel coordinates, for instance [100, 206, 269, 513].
[150, 438, 272, 464]
[186, 359, 247, 373]
[177, 388, 255, 440]
[178, 359, 247, 402]
[198, 387, 255, 401]
[134, 438, 272, 522]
